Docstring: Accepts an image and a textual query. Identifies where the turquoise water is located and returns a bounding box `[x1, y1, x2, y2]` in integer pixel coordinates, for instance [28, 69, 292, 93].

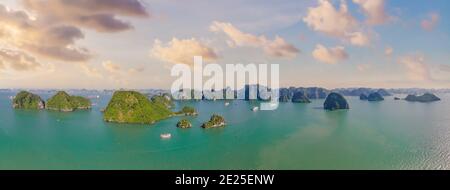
[1, 92, 450, 169]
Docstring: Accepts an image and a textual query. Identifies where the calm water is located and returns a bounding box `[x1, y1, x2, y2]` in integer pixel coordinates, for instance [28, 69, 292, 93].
[1, 92, 450, 170]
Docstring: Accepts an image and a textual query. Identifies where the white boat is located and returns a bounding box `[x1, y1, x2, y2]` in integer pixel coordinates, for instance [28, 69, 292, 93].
[252, 106, 259, 112]
[225, 102, 230, 106]
[160, 133, 172, 139]
[9, 96, 15, 100]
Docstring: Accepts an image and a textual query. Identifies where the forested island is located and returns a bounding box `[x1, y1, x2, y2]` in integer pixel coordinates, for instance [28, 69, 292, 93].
[103, 91, 173, 124]
[12, 91, 45, 110]
[46, 91, 91, 112]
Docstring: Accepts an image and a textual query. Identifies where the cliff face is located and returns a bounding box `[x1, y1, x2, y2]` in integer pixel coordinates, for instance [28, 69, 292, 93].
[12, 91, 45, 110]
[323, 92, 349, 111]
[46, 91, 91, 112]
[405, 93, 440, 103]
[103, 91, 173, 124]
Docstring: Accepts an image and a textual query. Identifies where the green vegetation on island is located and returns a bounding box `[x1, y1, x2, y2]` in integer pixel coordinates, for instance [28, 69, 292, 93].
[323, 92, 349, 111]
[177, 119, 192, 128]
[292, 91, 311, 103]
[367, 92, 384, 101]
[103, 91, 173, 124]
[12, 91, 45, 109]
[46, 91, 91, 112]
[201, 114, 226, 129]
[176, 106, 198, 116]
[405, 93, 440, 103]
[151, 93, 174, 109]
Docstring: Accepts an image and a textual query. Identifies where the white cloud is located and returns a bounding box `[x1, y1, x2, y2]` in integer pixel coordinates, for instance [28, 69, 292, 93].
[348, 32, 370, 46]
[150, 38, 218, 65]
[303, 0, 370, 46]
[398, 54, 431, 81]
[353, 0, 389, 25]
[210, 21, 299, 58]
[312, 44, 348, 64]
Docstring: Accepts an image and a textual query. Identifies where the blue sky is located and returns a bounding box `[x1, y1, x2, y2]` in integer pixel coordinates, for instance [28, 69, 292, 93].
[0, 0, 449, 89]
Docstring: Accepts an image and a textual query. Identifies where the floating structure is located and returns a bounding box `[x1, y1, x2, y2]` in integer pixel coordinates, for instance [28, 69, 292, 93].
[160, 133, 172, 139]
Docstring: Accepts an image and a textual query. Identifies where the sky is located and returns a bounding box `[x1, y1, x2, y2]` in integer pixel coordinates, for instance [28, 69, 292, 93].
[0, 0, 449, 89]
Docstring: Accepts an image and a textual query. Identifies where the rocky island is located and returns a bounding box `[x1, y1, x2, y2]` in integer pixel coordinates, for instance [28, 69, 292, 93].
[177, 119, 192, 128]
[201, 114, 226, 129]
[103, 91, 173, 124]
[151, 93, 174, 109]
[12, 91, 45, 109]
[405, 93, 440, 103]
[46, 91, 91, 112]
[176, 106, 198, 116]
[291, 91, 311, 103]
[367, 92, 384, 101]
[359, 94, 368, 100]
[323, 92, 349, 111]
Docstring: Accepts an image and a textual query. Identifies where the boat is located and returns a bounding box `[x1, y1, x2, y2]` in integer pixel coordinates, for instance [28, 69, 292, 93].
[252, 106, 259, 112]
[225, 102, 230, 106]
[9, 96, 15, 100]
[160, 133, 172, 139]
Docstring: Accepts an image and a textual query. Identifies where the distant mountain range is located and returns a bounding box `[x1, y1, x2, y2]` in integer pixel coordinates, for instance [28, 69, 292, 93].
[1, 87, 449, 100]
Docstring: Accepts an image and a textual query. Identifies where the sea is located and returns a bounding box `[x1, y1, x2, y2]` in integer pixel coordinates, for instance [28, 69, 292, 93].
[0, 91, 449, 169]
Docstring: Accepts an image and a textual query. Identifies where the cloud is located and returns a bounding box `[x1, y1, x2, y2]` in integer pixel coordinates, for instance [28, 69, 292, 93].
[22, 0, 149, 32]
[398, 54, 431, 81]
[303, 0, 370, 46]
[421, 12, 439, 31]
[210, 21, 299, 58]
[128, 66, 145, 73]
[102, 60, 121, 73]
[0, 4, 91, 62]
[353, 0, 389, 25]
[81, 60, 145, 85]
[312, 44, 348, 64]
[348, 32, 370, 46]
[0, 0, 148, 64]
[101, 60, 145, 85]
[80, 63, 103, 78]
[385, 46, 393, 56]
[0, 49, 41, 71]
[151, 38, 219, 65]
[357, 63, 371, 71]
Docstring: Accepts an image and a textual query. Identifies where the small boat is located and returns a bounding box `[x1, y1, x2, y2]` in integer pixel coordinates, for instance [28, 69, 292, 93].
[160, 133, 172, 139]
[252, 106, 259, 112]
[8, 96, 15, 100]
[225, 102, 230, 106]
